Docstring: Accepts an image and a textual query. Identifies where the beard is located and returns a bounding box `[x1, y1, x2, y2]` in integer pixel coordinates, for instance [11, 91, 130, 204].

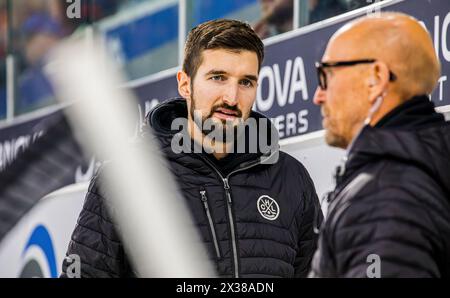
[324, 129, 348, 149]
[323, 114, 364, 150]
[189, 92, 246, 144]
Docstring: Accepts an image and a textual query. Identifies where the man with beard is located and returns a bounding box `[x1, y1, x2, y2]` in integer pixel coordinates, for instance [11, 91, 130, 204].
[310, 12, 450, 277]
[61, 19, 322, 278]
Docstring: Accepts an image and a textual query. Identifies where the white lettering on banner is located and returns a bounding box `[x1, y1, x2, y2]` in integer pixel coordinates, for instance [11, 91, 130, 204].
[256, 57, 308, 112]
[289, 57, 309, 103]
[438, 76, 447, 101]
[418, 13, 449, 103]
[273, 116, 285, 138]
[298, 110, 309, 133]
[442, 12, 450, 62]
[257, 66, 275, 112]
[13, 136, 30, 158]
[0, 140, 14, 171]
[271, 109, 309, 138]
[425, 13, 450, 62]
[286, 112, 296, 136]
[434, 16, 440, 59]
[273, 60, 292, 107]
[0, 132, 42, 171]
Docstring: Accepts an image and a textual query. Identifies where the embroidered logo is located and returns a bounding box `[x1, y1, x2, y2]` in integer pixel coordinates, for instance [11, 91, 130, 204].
[257, 195, 280, 221]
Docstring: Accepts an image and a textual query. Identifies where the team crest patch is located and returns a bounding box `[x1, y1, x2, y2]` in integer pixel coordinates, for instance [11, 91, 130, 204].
[257, 195, 280, 221]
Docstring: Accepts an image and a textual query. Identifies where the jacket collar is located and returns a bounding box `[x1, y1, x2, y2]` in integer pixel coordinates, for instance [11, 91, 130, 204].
[375, 95, 445, 129]
[334, 95, 449, 195]
[143, 98, 280, 175]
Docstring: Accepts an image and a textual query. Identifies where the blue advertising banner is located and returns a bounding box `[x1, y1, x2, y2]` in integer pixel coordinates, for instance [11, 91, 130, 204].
[0, 114, 54, 172]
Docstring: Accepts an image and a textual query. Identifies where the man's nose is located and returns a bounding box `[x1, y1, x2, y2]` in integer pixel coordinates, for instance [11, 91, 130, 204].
[222, 83, 239, 106]
[313, 87, 326, 105]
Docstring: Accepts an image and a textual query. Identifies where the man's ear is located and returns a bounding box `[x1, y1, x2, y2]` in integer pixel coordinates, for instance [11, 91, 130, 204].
[177, 71, 191, 100]
[367, 62, 390, 104]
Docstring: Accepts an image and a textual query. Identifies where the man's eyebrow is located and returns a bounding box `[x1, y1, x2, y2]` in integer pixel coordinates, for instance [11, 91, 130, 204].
[244, 75, 258, 82]
[205, 69, 227, 76]
[204, 70, 258, 81]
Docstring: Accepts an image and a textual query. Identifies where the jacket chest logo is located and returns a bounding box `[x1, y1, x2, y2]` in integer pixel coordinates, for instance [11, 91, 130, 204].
[257, 195, 280, 221]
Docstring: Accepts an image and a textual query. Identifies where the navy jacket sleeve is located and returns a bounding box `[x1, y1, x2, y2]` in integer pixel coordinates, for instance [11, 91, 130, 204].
[294, 171, 323, 277]
[60, 171, 132, 278]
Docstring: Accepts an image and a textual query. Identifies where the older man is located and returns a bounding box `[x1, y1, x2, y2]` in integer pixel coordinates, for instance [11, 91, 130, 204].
[310, 12, 450, 277]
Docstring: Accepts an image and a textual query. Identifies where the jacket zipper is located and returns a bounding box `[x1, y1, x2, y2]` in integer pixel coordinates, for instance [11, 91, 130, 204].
[222, 177, 239, 278]
[200, 190, 221, 260]
[197, 151, 277, 278]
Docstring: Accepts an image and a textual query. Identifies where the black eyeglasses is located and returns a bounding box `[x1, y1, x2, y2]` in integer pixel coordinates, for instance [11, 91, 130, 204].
[315, 59, 397, 90]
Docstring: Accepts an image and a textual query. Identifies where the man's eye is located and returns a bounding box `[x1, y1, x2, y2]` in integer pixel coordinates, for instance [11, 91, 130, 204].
[240, 79, 254, 87]
[210, 75, 225, 81]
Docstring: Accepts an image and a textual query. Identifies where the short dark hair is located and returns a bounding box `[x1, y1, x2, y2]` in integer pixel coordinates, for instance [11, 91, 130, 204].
[182, 19, 264, 79]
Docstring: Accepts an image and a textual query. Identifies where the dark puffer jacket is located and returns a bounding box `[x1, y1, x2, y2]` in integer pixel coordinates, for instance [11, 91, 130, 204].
[61, 99, 322, 278]
[310, 96, 450, 278]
